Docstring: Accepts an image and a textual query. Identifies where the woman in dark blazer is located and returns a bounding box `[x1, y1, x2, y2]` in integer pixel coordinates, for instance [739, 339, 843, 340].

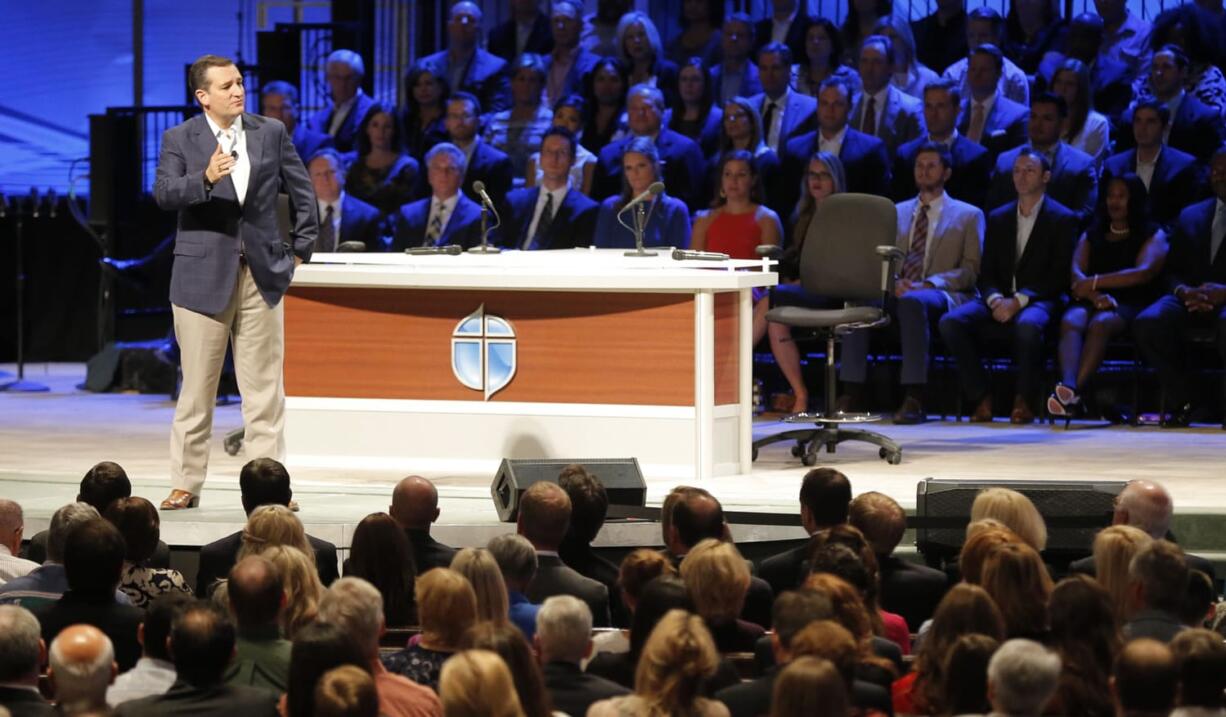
[592, 137, 691, 250]
[665, 58, 722, 158]
[616, 12, 680, 107]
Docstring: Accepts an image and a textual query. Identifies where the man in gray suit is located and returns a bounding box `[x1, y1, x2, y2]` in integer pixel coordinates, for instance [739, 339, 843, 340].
[850, 35, 925, 163]
[517, 482, 611, 627]
[154, 54, 318, 510]
[840, 142, 984, 423]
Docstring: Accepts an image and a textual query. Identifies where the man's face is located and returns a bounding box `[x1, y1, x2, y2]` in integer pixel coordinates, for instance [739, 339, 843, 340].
[428, 153, 463, 199]
[445, 99, 479, 142]
[758, 51, 790, 97]
[966, 52, 1000, 97]
[539, 134, 573, 183]
[260, 92, 295, 131]
[511, 68, 544, 106]
[858, 43, 892, 94]
[1012, 154, 1049, 196]
[308, 156, 342, 203]
[923, 88, 958, 138]
[325, 61, 361, 104]
[197, 64, 245, 121]
[914, 151, 950, 193]
[721, 20, 753, 62]
[627, 92, 662, 136]
[818, 85, 850, 133]
[1150, 51, 1184, 98]
[966, 18, 998, 48]
[448, 4, 482, 49]
[1027, 101, 1062, 147]
[1132, 108, 1164, 147]
[1211, 154, 1226, 201]
[552, 7, 582, 48]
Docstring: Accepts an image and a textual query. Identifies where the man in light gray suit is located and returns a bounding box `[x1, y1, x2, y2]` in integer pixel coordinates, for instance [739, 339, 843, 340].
[840, 142, 984, 423]
[849, 35, 925, 163]
[154, 54, 318, 510]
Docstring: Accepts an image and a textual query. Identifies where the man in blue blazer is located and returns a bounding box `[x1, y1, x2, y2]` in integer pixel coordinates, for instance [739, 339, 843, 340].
[489, 0, 553, 60]
[986, 93, 1098, 225]
[259, 81, 333, 164]
[154, 55, 318, 510]
[419, 2, 511, 114]
[710, 13, 763, 105]
[752, 0, 813, 65]
[497, 127, 598, 250]
[307, 150, 384, 252]
[542, 0, 602, 108]
[1133, 147, 1226, 428]
[1102, 100, 1203, 228]
[306, 50, 376, 154]
[957, 45, 1029, 164]
[940, 149, 1078, 424]
[1117, 46, 1226, 165]
[893, 79, 992, 208]
[749, 43, 817, 155]
[392, 143, 484, 252]
[428, 93, 515, 207]
[850, 35, 926, 163]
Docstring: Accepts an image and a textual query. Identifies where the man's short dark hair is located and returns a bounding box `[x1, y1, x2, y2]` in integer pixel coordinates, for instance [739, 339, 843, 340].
[1130, 539, 1189, 612]
[772, 590, 834, 648]
[1155, 43, 1189, 70]
[1017, 147, 1053, 174]
[228, 556, 284, 631]
[1132, 98, 1171, 127]
[915, 141, 954, 171]
[540, 125, 578, 162]
[558, 465, 608, 545]
[923, 77, 961, 106]
[171, 601, 237, 686]
[104, 497, 160, 563]
[672, 489, 724, 549]
[239, 458, 292, 515]
[799, 468, 851, 527]
[758, 41, 792, 67]
[448, 91, 482, 117]
[969, 43, 1005, 74]
[189, 54, 237, 94]
[261, 80, 300, 106]
[809, 542, 870, 593]
[818, 75, 853, 101]
[1171, 629, 1226, 708]
[1031, 91, 1069, 119]
[143, 592, 194, 662]
[64, 518, 126, 596]
[78, 461, 131, 513]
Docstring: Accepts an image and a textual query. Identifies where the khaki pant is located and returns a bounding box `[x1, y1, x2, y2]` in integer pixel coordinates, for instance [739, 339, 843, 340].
[170, 264, 285, 496]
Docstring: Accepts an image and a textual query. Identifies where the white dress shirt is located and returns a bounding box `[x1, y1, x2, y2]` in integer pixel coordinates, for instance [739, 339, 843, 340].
[327, 94, 359, 136]
[1013, 195, 1045, 301]
[0, 545, 38, 584]
[819, 125, 847, 156]
[106, 657, 177, 706]
[428, 193, 461, 238]
[524, 183, 570, 248]
[318, 192, 345, 243]
[205, 113, 250, 206]
[1135, 146, 1161, 189]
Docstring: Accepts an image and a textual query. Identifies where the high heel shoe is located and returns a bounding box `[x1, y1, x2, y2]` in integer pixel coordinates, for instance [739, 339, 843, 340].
[1046, 383, 1082, 428]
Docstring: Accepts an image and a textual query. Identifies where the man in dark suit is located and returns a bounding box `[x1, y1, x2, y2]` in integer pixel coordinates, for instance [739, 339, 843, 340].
[489, 0, 553, 60]
[155, 55, 317, 510]
[749, 43, 817, 156]
[537, 595, 629, 716]
[986, 93, 1098, 225]
[518, 482, 612, 627]
[418, 2, 510, 113]
[306, 50, 376, 154]
[438, 93, 514, 204]
[753, 0, 812, 68]
[389, 475, 456, 573]
[849, 492, 948, 630]
[195, 459, 339, 597]
[940, 149, 1079, 423]
[893, 78, 992, 207]
[496, 127, 598, 250]
[957, 44, 1030, 164]
[1121, 540, 1189, 643]
[594, 85, 707, 212]
[393, 143, 484, 251]
[542, 0, 601, 108]
[1119, 45, 1226, 163]
[556, 465, 621, 625]
[1133, 147, 1226, 427]
[710, 13, 763, 105]
[912, 0, 969, 75]
[850, 35, 926, 163]
[757, 468, 851, 596]
[0, 605, 55, 717]
[115, 602, 279, 717]
[259, 81, 333, 164]
[307, 151, 384, 251]
[1102, 100, 1202, 228]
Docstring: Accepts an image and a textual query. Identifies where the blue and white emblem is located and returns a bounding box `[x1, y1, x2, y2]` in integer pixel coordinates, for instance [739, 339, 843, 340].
[451, 304, 517, 400]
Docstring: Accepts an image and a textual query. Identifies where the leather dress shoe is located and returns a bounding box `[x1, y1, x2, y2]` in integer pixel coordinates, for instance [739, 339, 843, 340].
[160, 490, 199, 510]
[1161, 403, 1194, 429]
[969, 395, 993, 422]
[1010, 395, 1035, 424]
[893, 396, 927, 424]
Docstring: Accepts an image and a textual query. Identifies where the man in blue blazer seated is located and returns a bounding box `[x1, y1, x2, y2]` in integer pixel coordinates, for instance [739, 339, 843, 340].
[939, 149, 1078, 425]
[542, 0, 602, 109]
[154, 54, 318, 511]
[488, 0, 554, 61]
[749, 43, 817, 156]
[306, 49, 376, 155]
[307, 150, 385, 252]
[752, 0, 813, 66]
[1133, 147, 1226, 429]
[592, 136, 691, 250]
[392, 143, 484, 252]
[418, 1, 510, 114]
[496, 127, 599, 250]
[259, 81, 333, 164]
[892, 79, 991, 208]
[1117, 45, 1226, 164]
[430, 92, 515, 206]
[986, 93, 1098, 226]
[710, 13, 764, 105]
[1102, 100, 1203, 229]
[849, 35, 926, 164]
[957, 44, 1029, 164]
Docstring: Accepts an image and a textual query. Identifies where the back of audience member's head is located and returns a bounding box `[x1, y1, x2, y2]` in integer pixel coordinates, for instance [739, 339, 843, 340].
[286, 621, 369, 717]
[517, 482, 571, 550]
[557, 464, 608, 547]
[939, 633, 999, 715]
[535, 595, 592, 664]
[848, 491, 906, 556]
[440, 650, 526, 717]
[78, 462, 131, 513]
[389, 475, 440, 530]
[918, 583, 1006, 708]
[788, 620, 859, 690]
[1129, 539, 1189, 614]
[671, 488, 724, 550]
[487, 533, 538, 593]
[318, 576, 384, 656]
[103, 497, 161, 564]
[660, 485, 700, 545]
[170, 601, 237, 687]
[64, 518, 126, 596]
[0, 499, 22, 552]
[460, 621, 552, 717]
[1093, 524, 1152, 619]
[772, 590, 835, 653]
[416, 567, 478, 650]
[616, 549, 675, 613]
[48, 624, 115, 712]
[347, 512, 415, 627]
[801, 572, 875, 645]
[959, 520, 1024, 585]
[314, 664, 378, 717]
[1180, 569, 1215, 627]
[987, 639, 1061, 716]
[238, 457, 292, 515]
[629, 576, 692, 659]
[970, 488, 1047, 551]
[1048, 574, 1119, 669]
[239, 504, 314, 563]
[799, 468, 851, 530]
[226, 555, 284, 633]
[0, 605, 43, 683]
[450, 548, 509, 627]
[980, 541, 1053, 639]
[1113, 638, 1177, 716]
[768, 655, 849, 717]
[142, 592, 193, 661]
[679, 538, 749, 623]
[808, 538, 884, 634]
[47, 502, 101, 564]
[1170, 628, 1226, 709]
[1115, 480, 1173, 539]
[635, 610, 718, 713]
[260, 544, 323, 639]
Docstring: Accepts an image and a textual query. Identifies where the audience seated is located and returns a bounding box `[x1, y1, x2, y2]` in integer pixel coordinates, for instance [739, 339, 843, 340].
[1096, 0, 1153, 77]
[752, 0, 812, 64]
[459, 622, 553, 717]
[195, 459, 338, 598]
[104, 497, 193, 609]
[585, 576, 691, 688]
[341, 106, 419, 219]
[1044, 14, 1134, 121]
[1048, 57, 1113, 166]
[1131, 4, 1226, 118]
[692, 150, 783, 262]
[314, 665, 379, 717]
[536, 595, 629, 717]
[1112, 638, 1178, 717]
[1102, 100, 1202, 229]
[488, 0, 552, 61]
[956, 44, 1031, 163]
[808, 532, 910, 653]
[840, 0, 890, 66]
[260, 81, 334, 164]
[680, 539, 763, 652]
[438, 650, 524, 717]
[516, 481, 611, 626]
[666, 58, 723, 160]
[852, 34, 927, 163]
[874, 14, 940, 100]
[0, 605, 54, 717]
[1, 503, 129, 609]
[750, 43, 817, 157]
[580, 0, 629, 58]
[450, 548, 510, 628]
[592, 136, 692, 250]
[791, 18, 862, 100]
[307, 49, 376, 155]
[253, 545, 323, 641]
[943, 8, 1031, 106]
[523, 97, 598, 195]
[984, 639, 1062, 717]
[711, 14, 763, 106]
[308, 150, 384, 252]
[1083, 524, 1152, 619]
[487, 534, 540, 640]
[391, 143, 483, 252]
[398, 64, 450, 164]
[343, 512, 416, 628]
[582, 57, 631, 157]
[980, 541, 1053, 641]
[417, 2, 508, 115]
[556, 465, 621, 624]
[500, 127, 599, 250]
[938, 633, 999, 715]
[588, 549, 675, 662]
[759, 468, 850, 595]
[1123, 43, 1226, 164]
[1123, 539, 1190, 642]
[667, 0, 723, 67]
[543, 0, 601, 110]
[107, 592, 190, 706]
[439, 92, 514, 204]
[0, 500, 38, 584]
[617, 13, 679, 106]
[970, 488, 1048, 553]
[772, 655, 849, 717]
[1169, 628, 1226, 717]
[801, 572, 901, 681]
[911, 0, 968, 76]
[707, 97, 784, 206]
[381, 568, 476, 692]
[788, 619, 893, 714]
[389, 475, 457, 574]
[222, 556, 291, 692]
[1044, 576, 1119, 717]
[482, 54, 553, 180]
[283, 621, 369, 717]
[47, 624, 115, 715]
[893, 79, 992, 207]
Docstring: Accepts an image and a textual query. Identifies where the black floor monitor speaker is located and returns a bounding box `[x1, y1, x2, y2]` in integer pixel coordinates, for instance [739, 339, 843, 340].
[915, 478, 1127, 563]
[492, 458, 646, 522]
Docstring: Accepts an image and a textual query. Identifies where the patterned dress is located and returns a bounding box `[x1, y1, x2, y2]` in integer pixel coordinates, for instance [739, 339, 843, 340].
[381, 642, 453, 692]
[118, 563, 192, 609]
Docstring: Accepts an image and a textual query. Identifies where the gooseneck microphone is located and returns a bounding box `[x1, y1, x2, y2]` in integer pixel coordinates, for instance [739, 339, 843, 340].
[617, 181, 666, 216]
[472, 180, 495, 210]
[469, 181, 502, 253]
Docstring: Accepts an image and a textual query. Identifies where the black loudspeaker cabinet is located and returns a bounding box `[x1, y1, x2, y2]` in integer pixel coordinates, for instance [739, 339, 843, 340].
[915, 478, 1126, 563]
[492, 458, 646, 522]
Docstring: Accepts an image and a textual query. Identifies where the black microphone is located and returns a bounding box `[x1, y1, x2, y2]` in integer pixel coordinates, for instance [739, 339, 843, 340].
[471, 180, 495, 209]
[672, 249, 730, 261]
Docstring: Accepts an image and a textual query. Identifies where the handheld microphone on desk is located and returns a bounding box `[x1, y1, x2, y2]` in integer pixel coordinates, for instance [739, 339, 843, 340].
[672, 249, 730, 261]
[470, 181, 502, 254]
[406, 244, 463, 255]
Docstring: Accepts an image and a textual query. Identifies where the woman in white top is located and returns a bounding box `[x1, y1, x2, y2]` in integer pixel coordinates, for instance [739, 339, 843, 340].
[874, 14, 939, 99]
[524, 95, 597, 195]
[1051, 58, 1111, 167]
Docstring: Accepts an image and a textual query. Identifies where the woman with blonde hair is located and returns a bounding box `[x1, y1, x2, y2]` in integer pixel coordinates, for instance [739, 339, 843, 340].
[459, 622, 552, 717]
[237, 504, 315, 565]
[769, 655, 849, 717]
[979, 541, 1053, 640]
[679, 538, 762, 652]
[260, 544, 323, 639]
[439, 649, 526, 717]
[450, 548, 510, 627]
[969, 488, 1047, 552]
[382, 568, 478, 691]
[589, 609, 729, 717]
[1092, 524, 1153, 619]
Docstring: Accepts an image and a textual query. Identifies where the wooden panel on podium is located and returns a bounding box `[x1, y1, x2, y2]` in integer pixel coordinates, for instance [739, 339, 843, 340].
[285, 287, 696, 405]
[713, 292, 739, 406]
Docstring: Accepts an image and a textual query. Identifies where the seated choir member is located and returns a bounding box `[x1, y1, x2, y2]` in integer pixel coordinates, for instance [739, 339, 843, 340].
[791, 18, 862, 100]
[342, 105, 420, 216]
[592, 137, 691, 250]
[749, 42, 817, 157]
[710, 13, 763, 105]
[398, 63, 450, 163]
[308, 49, 376, 154]
[892, 78, 991, 208]
[417, 1, 509, 113]
[440, 92, 514, 205]
[259, 81, 333, 164]
[942, 8, 1031, 107]
[956, 44, 1029, 163]
[849, 34, 926, 164]
[1102, 100, 1202, 229]
[616, 12, 680, 106]
[666, 58, 723, 158]
[481, 53, 554, 180]
[583, 56, 631, 157]
[391, 143, 483, 252]
[1121, 43, 1226, 164]
[498, 127, 599, 250]
[1048, 58, 1111, 168]
[706, 97, 782, 215]
[525, 95, 598, 196]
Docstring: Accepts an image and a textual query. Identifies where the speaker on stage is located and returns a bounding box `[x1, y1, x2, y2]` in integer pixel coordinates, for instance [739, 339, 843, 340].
[915, 478, 1126, 564]
[492, 458, 646, 522]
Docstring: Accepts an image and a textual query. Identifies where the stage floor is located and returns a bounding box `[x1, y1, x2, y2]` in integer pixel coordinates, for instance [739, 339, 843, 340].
[3, 363, 1226, 556]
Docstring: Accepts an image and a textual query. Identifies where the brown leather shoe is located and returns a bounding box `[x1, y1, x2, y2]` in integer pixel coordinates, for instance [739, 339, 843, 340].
[1010, 395, 1035, 424]
[969, 395, 994, 422]
[160, 490, 199, 510]
[893, 396, 927, 424]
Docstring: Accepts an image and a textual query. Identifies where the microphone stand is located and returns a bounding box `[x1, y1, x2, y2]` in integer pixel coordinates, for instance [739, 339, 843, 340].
[0, 191, 50, 392]
[469, 198, 502, 254]
[623, 195, 659, 258]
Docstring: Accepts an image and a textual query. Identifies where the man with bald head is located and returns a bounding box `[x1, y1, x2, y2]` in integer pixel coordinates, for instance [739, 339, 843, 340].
[390, 475, 456, 573]
[1112, 638, 1178, 717]
[223, 556, 290, 692]
[48, 624, 116, 714]
[418, 1, 510, 113]
[0, 604, 53, 717]
[0, 500, 38, 583]
[518, 482, 611, 626]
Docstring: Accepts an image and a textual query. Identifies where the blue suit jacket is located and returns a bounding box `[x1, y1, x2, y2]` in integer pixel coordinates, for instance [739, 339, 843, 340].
[988, 142, 1099, 224]
[306, 92, 376, 154]
[958, 93, 1029, 163]
[488, 13, 553, 60]
[1118, 93, 1226, 164]
[892, 134, 992, 208]
[154, 113, 318, 315]
[595, 129, 709, 212]
[542, 50, 602, 108]
[980, 196, 1079, 302]
[497, 187, 600, 250]
[1166, 198, 1226, 290]
[419, 49, 510, 113]
[710, 61, 763, 105]
[290, 123, 334, 164]
[339, 193, 385, 251]
[849, 85, 926, 162]
[753, 14, 814, 66]
[464, 139, 514, 204]
[782, 127, 891, 211]
[592, 194, 692, 250]
[749, 91, 818, 153]
[1102, 145, 1202, 228]
[391, 194, 484, 252]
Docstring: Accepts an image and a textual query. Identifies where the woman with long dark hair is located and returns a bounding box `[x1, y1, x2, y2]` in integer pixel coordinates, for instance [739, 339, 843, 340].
[399, 64, 449, 162]
[666, 0, 724, 67]
[793, 18, 862, 98]
[1044, 575, 1119, 717]
[1050, 58, 1110, 166]
[841, 0, 892, 65]
[344, 104, 419, 215]
[344, 512, 415, 627]
[666, 57, 723, 158]
[581, 57, 630, 156]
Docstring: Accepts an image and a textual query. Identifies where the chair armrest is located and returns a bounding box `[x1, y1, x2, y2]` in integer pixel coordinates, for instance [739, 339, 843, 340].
[875, 245, 905, 295]
[875, 245, 905, 262]
[756, 245, 783, 259]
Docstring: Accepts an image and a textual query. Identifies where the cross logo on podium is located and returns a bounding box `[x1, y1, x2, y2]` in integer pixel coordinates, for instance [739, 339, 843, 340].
[451, 304, 518, 400]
